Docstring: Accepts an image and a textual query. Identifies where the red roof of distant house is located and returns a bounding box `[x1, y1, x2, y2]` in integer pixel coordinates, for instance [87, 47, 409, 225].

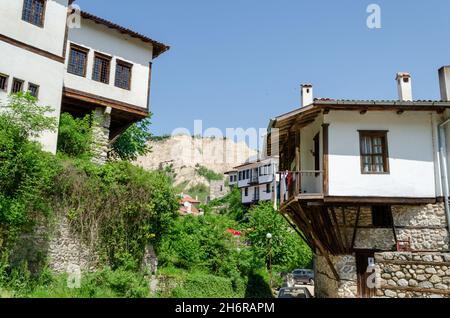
[179, 194, 200, 204]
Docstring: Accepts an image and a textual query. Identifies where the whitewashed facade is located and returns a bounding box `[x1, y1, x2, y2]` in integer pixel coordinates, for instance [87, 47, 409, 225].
[234, 157, 278, 205]
[0, 0, 169, 154]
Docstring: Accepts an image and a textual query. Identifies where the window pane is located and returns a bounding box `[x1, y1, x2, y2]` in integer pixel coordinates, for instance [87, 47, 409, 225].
[361, 136, 372, 155]
[115, 63, 131, 89]
[22, 0, 45, 26]
[68, 48, 87, 76]
[28, 84, 39, 97]
[92, 56, 110, 84]
[0, 75, 8, 91]
[12, 79, 23, 93]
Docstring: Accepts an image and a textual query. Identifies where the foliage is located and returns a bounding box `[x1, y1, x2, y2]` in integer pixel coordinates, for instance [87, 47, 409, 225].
[195, 164, 223, 182]
[57, 112, 93, 159]
[149, 134, 171, 142]
[111, 115, 153, 161]
[186, 184, 210, 203]
[0, 93, 59, 251]
[246, 202, 313, 271]
[0, 263, 149, 298]
[55, 160, 179, 270]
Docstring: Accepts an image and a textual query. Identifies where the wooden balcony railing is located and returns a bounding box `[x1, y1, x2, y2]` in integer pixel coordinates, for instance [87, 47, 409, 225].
[279, 170, 324, 206]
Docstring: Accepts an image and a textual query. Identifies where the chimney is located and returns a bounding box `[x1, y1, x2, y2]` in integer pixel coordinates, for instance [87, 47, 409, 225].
[439, 66, 450, 102]
[396, 72, 413, 101]
[301, 84, 313, 107]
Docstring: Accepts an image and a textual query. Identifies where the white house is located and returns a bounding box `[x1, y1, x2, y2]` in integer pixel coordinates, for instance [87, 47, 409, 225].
[233, 157, 278, 206]
[0, 0, 169, 157]
[268, 68, 450, 298]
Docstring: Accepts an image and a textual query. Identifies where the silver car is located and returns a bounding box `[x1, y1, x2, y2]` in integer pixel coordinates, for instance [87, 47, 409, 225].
[292, 269, 314, 285]
[278, 287, 313, 298]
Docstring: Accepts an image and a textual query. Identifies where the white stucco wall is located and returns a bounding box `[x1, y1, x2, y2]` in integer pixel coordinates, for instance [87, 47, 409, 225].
[64, 18, 154, 109]
[326, 111, 437, 198]
[0, 41, 64, 153]
[300, 117, 323, 194]
[0, 0, 68, 57]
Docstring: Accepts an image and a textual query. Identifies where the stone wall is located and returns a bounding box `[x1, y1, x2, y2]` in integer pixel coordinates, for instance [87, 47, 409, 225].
[333, 203, 449, 252]
[91, 107, 111, 165]
[315, 254, 358, 298]
[209, 180, 229, 201]
[47, 215, 98, 273]
[375, 252, 450, 298]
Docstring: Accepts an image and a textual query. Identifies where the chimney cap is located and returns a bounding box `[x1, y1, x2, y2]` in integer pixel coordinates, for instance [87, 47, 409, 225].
[396, 72, 411, 80]
[301, 83, 313, 88]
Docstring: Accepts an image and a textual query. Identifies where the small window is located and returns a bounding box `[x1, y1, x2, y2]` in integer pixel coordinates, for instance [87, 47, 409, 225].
[68, 45, 88, 77]
[28, 83, 39, 97]
[22, 0, 46, 27]
[0, 74, 8, 91]
[266, 184, 271, 193]
[115, 60, 132, 90]
[12, 78, 24, 94]
[372, 206, 393, 228]
[92, 53, 111, 84]
[360, 131, 389, 174]
[314, 133, 320, 172]
[245, 188, 249, 197]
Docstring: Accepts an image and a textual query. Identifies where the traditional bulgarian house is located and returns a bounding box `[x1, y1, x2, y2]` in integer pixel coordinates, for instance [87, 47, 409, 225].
[0, 0, 169, 161]
[225, 170, 238, 188]
[267, 69, 450, 298]
[234, 157, 279, 206]
[179, 194, 202, 216]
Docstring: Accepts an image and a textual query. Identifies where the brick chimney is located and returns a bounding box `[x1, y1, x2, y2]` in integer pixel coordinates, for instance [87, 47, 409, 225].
[439, 66, 450, 102]
[396, 72, 413, 102]
[301, 84, 313, 107]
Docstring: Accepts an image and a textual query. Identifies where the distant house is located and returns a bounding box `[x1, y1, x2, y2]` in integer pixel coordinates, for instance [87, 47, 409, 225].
[0, 0, 169, 162]
[224, 170, 238, 188]
[267, 69, 450, 298]
[233, 157, 279, 206]
[179, 194, 202, 216]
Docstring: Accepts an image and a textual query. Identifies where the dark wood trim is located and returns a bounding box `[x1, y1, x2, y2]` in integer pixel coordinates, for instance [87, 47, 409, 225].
[351, 207, 361, 250]
[63, 87, 148, 117]
[67, 44, 89, 77]
[359, 130, 390, 175]
[324, 196, 438, 205]
[115, 59, 133, 90]
[0, 33, 64, 63]
[147, 61, 153, 111]
[322, 124, 329, 195]
[92, 52, 112, 84]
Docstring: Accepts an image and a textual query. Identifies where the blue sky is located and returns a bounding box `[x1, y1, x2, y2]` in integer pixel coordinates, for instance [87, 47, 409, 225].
[75, 0, 450, 136]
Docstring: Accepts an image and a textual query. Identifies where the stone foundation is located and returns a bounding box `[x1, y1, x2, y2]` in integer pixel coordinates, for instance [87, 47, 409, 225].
[91, 107, 111, 165]
[315, 254, 358, 298]
[315, 203, 450, 298]
[375, 252, 450, 298]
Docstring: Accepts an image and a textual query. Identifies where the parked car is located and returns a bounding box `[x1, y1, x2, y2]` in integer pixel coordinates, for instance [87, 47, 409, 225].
[278, 287, 313, 298]
[292, 269, 314, 285]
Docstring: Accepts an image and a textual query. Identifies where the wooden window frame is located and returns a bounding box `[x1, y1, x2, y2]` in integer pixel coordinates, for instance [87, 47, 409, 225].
[11, 78, 24, 94]
[67, 44, 89, 77]
[22, 0, 47, 28]
[115, 59, 133, 90]
[28, 82, 39, 98]
[359, 130, 390, 175]
[92, 52, 112, 84]
[0, 73, 9, 92]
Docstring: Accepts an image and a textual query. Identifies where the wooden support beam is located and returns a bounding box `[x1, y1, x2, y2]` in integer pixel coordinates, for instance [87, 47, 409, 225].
[330, 207, 348, 253]
[351, 206, 361, 250]
[297, 205, 340, 281]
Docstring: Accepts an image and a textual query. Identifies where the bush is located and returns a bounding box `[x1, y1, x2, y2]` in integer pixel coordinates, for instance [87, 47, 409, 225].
[57, 112, 93, 159]
[0, 93, 59, 252]
[246, 202, 313, 272]
[195, 164, 223, 182]
[111, 116, 153, 161]
[171, 272, 239, 298]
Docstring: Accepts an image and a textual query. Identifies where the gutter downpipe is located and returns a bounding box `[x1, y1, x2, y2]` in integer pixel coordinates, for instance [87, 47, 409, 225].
[438, 118, 450, 241]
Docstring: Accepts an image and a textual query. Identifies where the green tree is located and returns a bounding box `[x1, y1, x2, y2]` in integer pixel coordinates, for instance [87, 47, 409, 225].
[111, 115, 153, 161]
[246, 202, 313, 271]
[57, 112, 93, 158]
[0, 92, 59, 251]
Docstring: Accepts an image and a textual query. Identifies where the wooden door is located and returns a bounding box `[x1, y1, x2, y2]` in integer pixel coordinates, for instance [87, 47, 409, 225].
[356, 251, 376, 298]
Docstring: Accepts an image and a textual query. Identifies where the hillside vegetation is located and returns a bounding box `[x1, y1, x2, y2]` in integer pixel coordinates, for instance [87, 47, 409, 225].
[0, 93, 312, 298]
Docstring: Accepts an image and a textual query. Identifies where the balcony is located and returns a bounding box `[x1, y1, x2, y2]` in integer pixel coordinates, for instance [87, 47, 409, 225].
[249, 174, 259, 185]
[279, 171, 324, 206]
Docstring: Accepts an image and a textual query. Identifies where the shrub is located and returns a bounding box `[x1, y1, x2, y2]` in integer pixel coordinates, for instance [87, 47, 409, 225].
[195, 164, 223, 182]
[171, 272, 238, 298]
[111, 115, 153, 161]
[57, 112, 93, 158]
[186, 184, 210, 203]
